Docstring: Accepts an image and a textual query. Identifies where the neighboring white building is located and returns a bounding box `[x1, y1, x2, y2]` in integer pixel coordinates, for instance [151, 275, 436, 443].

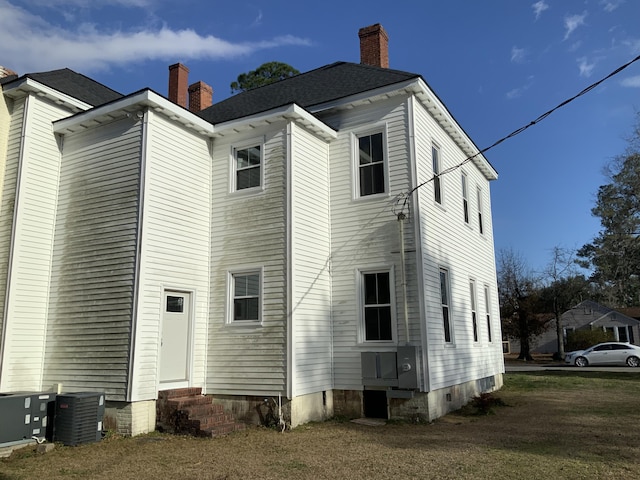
[0, 24, 504, 435]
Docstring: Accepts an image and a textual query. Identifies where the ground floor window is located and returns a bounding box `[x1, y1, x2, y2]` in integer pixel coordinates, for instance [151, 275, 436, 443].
[361, 270, 394, 342]
[228, 269, 262, 324]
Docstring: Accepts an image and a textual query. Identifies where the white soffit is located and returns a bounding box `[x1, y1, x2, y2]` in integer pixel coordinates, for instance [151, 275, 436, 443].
[53, 90, 214, 136]
[212, 103, 337, 141]
[3, 77, 92, 112]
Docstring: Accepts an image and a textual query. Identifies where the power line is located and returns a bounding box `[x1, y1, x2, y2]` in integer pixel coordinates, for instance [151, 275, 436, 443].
[400, 53, 640, 213]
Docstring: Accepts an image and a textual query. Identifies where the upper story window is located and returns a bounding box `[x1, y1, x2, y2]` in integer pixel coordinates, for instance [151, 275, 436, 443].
[361, 269, 394, 342]
[439, 267, 452, 343]
[470, 280, 478, 342]
[462, 173, 469, 224]
[477, 187, 484, 234]
[228, 269, 262, 324]
[355, 130, 387, 197]
[432, 144, 442, 204]
[233, 144, 262, 191]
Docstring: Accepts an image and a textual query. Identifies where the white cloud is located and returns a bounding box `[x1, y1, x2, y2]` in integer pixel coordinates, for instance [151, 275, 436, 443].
[532, 1, 549, 20]
[621, 75, 640, 87]
[251, 10, 263, 27]
[0, 1, 311, 74]
[564, 11, 588, 40]
[511, 46, 526, 63]
[506, 76, 534, 100]
[600, 0, 624, 12]
[577, 57, 595, 77]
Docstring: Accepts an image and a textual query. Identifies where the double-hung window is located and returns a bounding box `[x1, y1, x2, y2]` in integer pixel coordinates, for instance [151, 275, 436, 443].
[462, 173, 469, 224]
[433, 144, 442, 204]
[234, 144, 262, 191]
[361, 270, 393, 341]
[470, 280, 478, 342]
[357, 131, 386, 197]
[229, 270, 261, 323]
[439, 268, 452, 343]
[477, 187, 484, 234]
[484, 285, 492, 342]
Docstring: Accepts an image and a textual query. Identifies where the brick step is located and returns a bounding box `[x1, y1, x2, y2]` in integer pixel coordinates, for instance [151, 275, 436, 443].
[188, 413, 235, 429]
[156, 388, 245, 438]
[158, 387, 202, 400]
[167, 395, 215, 409]
[183, 404, 225, 417]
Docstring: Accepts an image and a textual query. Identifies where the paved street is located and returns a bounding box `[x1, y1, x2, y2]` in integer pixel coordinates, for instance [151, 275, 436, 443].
[505, 362, 640, 373]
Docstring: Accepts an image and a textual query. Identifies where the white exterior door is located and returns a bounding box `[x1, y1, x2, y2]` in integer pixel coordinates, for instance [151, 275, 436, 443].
[159, 291, 192, 384]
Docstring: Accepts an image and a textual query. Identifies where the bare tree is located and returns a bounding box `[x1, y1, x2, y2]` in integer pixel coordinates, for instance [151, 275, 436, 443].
[540, 247, 588, 359]
[497, 248, 549, 360]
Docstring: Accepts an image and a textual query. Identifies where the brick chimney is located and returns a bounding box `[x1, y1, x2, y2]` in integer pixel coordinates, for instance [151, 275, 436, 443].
[358, 24, 389, 68]
[0, 66, 17, 79]
[188, 81, 213, 112]
[168, 63, 189, 108]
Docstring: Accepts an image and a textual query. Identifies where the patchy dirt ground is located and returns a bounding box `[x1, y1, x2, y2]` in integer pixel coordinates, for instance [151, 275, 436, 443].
[2, 372, 640, 480]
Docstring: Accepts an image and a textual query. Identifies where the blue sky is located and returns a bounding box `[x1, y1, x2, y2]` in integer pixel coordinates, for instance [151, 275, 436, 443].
[1, 0, 639, 274]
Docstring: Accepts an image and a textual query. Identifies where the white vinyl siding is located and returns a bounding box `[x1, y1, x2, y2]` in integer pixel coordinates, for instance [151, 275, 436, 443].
[208, 124, 287, 396]
[290, 123, 332, 397]
[413, 99, 503, 391]
[0, 96, 68, 392]
[43, 116, 143, 400]
[320, 97, 420, 390]
[132, 112, 211, 401]
[0, 96, 23, 370]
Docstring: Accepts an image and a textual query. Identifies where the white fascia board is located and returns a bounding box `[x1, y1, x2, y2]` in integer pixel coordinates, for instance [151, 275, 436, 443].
[2, 77, 92, 111]
[53, 90, 214, 136]
[212, 103, 337, 141]
[308, 78, 421, 112]
[411, 78, 498, 181]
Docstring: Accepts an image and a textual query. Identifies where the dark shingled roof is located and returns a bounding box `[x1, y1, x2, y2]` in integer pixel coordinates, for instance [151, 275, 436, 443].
[22, 68, 122, 106]
[197, 62, 420, 124]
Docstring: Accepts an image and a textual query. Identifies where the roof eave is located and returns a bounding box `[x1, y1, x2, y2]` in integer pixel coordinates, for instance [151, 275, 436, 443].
[212, 103, 337, 141]
[309, 77, 498, 181]
[410, 78, 498, 181]
[54, 89, 214, 136]
[3, 77, 92, 112]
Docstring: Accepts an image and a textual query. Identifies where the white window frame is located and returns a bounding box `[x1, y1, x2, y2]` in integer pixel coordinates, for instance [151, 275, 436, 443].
[484, 285, 493, 343]
[477, 186, 484, 235]
[231, 137, 265, 193]
[439, 267, 453, 344]
[351, 125, 389, 200]
[462, 172, 470, 225]
[357, 266, 396, 344]
[432, 143, 443, 205]
[226, 267, 263, 325]
[470, 279, 478, 342]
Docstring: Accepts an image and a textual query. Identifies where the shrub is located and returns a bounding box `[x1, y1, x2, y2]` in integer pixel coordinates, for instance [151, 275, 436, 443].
[566, 329, 614, 351]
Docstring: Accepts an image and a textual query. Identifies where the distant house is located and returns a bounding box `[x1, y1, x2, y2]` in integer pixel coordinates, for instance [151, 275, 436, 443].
[0, 24, 504, 435]
[532, 300, 640, 354]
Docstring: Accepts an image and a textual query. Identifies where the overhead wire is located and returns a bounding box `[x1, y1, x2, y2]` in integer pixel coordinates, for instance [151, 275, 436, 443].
[398, 53, 640, 214]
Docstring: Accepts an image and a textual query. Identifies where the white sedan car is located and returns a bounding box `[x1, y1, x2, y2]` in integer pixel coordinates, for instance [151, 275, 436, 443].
[565, 342, 640, 367]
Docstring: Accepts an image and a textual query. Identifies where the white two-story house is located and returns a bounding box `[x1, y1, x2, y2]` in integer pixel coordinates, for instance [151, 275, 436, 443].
[0, 24, 503, 435]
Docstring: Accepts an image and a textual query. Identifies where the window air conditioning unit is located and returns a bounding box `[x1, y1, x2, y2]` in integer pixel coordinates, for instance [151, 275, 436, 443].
[54, 392, 105, 446]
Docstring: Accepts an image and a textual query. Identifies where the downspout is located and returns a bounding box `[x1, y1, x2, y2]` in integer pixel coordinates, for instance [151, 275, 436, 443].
[286, 121, 293, 401]
[397, 212, 410, 345]
[126, 109, 148, 402]
[0, 94, 30, 388]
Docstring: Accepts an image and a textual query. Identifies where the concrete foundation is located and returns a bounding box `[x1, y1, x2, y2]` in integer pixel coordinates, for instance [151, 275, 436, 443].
[104, 400, 156, 436]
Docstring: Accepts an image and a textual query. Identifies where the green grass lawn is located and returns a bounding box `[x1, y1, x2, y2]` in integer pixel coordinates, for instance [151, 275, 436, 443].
[2, 371, 639, 480]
